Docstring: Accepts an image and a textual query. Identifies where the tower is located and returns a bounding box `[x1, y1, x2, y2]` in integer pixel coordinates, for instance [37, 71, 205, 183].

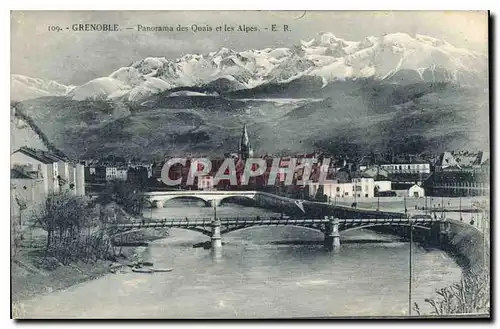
[238, 124, 253, 161]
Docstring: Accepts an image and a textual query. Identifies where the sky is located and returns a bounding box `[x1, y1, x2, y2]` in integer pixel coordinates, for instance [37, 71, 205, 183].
[11, 11, 489, 85]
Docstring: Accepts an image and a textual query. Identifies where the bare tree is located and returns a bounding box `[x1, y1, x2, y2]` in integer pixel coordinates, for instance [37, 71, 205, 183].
[30, 193, 115, 264]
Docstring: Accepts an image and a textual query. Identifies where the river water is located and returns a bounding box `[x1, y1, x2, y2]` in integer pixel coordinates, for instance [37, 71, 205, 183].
[17, 200, 462, 318]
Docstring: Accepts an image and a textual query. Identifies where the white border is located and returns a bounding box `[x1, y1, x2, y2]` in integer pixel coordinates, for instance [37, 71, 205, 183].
[2, 1, 498, 329]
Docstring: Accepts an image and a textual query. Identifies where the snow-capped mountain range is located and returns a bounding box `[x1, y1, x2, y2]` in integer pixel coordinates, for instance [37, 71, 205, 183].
[11, 32, 487, 102]
[11, 74, 75, 102]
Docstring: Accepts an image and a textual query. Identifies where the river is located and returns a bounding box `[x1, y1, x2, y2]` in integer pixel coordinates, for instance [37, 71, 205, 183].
[16, 200, 462, 318]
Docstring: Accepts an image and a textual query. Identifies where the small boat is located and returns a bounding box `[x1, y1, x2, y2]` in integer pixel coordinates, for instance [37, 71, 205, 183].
[151, 268, 173, 273]
[132, 268, 154, 274]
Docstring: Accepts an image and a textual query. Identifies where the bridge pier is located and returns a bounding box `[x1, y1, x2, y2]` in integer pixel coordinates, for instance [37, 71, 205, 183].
[324, 216, 340, 252]
[211, 218, 222, 259]
[439, 220, 451, 247]
[429, 220, 451, 247]
[206, 199, 222, 208]
[152, 200, 164, 209]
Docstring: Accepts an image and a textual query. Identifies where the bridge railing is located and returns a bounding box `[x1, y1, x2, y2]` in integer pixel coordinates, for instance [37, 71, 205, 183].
[107, 216, 438, 230]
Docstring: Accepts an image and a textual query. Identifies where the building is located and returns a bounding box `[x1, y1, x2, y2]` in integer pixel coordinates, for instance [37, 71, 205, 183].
[127, 166, 150, 187]
[389, 173, 432, 191]
[380, 163, 431, 175]
[11, 168, 46, 206]
[408, 184, 425, 198]
[198, 175, 215, 190]
[435, 150, 489, 172]
[362, 166, 389, 178]
[352, 177, 375, 199]
[11, 147, 85, 197]
[425, 151, 490, 197]
[307, 177, 375, 201]
[11, 147, 59, 195]
[86, 165, 106, 183]
[105, 166, 128, 181]
[238, 124, 253, 161]
[424, 170, 490, 197]
[374, 180, 392, 193]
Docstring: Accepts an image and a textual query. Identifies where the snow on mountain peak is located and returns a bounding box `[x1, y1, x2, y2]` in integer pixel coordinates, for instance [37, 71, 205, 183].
[12, 32, 486, 102]
[68, 77, 130, 101]
[11, 74, 74, 102]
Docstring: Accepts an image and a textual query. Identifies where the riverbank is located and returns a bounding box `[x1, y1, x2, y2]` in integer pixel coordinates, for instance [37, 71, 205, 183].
[11, 227, 171, 307]
[410, 219, 490, 316]
[446, 219, 490, 273]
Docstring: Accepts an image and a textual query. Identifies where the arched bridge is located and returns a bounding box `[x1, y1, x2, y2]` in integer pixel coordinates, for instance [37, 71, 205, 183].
[142, 190, 424, 221]
[107, 215, 450, 258]
[143, 190, 258, 208]
[108, 216, 439, 236]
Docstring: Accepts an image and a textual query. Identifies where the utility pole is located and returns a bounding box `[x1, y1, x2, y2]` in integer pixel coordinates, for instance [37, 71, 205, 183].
[404, 194, 407, 214]
[441, 195, 444, 219]
[376, 166, 380, 211]
[354, 179, 357, 204]
[408, 216, 413, 316]
[459, 196, 462, 221]
[483, 208, 486, 269]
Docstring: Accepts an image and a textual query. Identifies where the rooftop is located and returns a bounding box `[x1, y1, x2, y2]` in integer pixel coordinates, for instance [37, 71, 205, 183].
[13, 147, 69, 164]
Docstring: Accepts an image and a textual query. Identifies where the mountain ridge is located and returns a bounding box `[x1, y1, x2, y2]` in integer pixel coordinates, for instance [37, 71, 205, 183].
[11, 32, 487, 102]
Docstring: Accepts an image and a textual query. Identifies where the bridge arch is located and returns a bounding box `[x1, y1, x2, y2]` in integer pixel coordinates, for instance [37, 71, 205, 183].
[218, 195, 257, 207]
[161, 196, 211, 207]
[341, 223, 432, 234]
[109, 226, 212, 237]
[221, 224, 325, 235]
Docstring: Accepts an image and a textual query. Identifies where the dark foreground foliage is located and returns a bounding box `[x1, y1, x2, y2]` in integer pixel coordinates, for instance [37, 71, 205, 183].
[413, 268, 490, 316]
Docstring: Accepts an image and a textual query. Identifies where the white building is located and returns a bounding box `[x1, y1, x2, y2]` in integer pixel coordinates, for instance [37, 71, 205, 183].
[11, 147, 85, 197]
[105, 167, 128, 181]
[352, 177, 375, 199]
[375, 180, 392, 193]
[380, 163, 431, 174]
[408, 184, 425, 198]
[11, 168, 46, 206]
[308, 177, 375, 200]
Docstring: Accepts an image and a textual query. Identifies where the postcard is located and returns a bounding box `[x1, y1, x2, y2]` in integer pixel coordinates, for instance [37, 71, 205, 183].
[10, 10, 490, 319]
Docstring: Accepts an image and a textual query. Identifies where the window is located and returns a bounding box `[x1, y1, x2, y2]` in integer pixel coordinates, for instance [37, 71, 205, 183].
[365, 193, 368, 198]
[336, 187, 340, 192]
[345, 192, 349, 196]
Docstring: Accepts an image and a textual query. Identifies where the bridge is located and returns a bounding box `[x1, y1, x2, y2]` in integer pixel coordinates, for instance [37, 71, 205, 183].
[143, 190, 258, 208]
[142, 190, 422, 220]
[108, 215, 451, 259]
